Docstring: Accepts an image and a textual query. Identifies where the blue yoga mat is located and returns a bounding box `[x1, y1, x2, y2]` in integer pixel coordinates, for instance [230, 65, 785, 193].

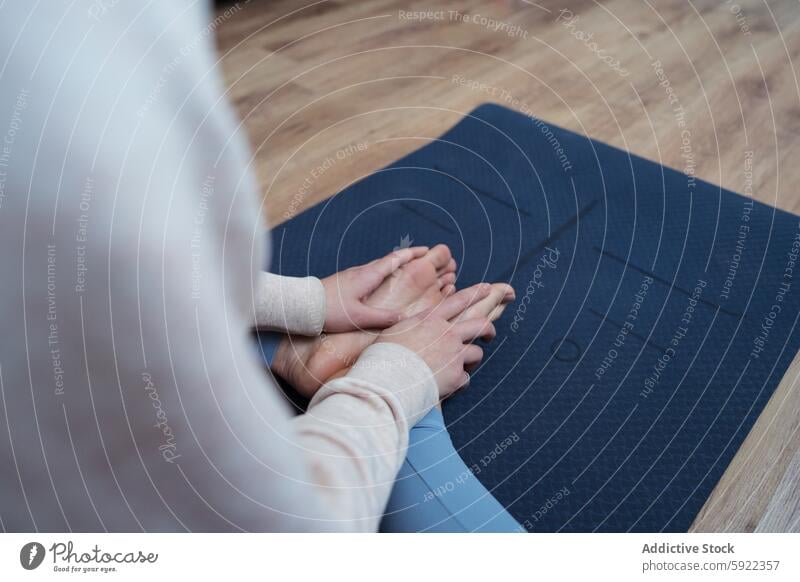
[263, 104, 800, 532]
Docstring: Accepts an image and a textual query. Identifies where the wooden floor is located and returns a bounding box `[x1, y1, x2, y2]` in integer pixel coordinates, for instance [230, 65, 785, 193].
[215, 0, 800, 532]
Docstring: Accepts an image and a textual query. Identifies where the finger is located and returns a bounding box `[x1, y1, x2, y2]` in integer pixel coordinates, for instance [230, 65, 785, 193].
[486, 286, 516, 321]
[358, 248, 427, 293]
[353, 305, 402, 328]
[442, 284, 456, 297]
[453, 317, 496, 343]
[371, 246, 428, 273]
[487, 304, 505, 322]
[502, 284, 516, 303]
[462, 344, 484, 366]
[453, 283, 515, 324]
[459, 371, 471, 389]
[406, 246, 430, 259]
[428, 283, 491, 320]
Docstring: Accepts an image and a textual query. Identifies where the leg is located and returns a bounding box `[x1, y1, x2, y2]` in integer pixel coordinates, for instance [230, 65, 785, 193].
[380, 407, 524, 533]
[259, 328, 522, 532]
[262, 248, 519, 531]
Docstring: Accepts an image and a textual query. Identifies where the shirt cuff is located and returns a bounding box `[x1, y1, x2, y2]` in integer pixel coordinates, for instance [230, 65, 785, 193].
[254, 272, 326, 335]
[309, 342, 439, 431]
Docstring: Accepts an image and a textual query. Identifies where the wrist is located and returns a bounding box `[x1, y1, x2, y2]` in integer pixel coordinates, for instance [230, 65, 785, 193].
[341, 342, 439, 427]
[255, 272, 326, 335]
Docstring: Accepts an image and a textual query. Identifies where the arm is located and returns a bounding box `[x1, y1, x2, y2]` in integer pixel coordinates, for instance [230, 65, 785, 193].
[254, 272, 326, 335]
[291, 343, 438, 528]
[0, 1, 436, 532]
[253, 247, 430, 335]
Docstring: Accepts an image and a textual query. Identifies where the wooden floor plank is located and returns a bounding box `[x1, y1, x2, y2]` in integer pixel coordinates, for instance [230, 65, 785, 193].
[215, 0, 800, 531]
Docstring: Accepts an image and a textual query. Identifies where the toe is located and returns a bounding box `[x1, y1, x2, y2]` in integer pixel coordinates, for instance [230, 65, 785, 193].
[426, 244, 452, 271]
[439, 272, 456, 288]
[394, 253, 438, 292]
[396, 244, 453, 290]
[436, 257, 457, 277]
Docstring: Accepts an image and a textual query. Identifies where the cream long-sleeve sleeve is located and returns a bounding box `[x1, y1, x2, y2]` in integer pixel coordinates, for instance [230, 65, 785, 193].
[254, 272, 326, 335]
[0, 1, 437, 532]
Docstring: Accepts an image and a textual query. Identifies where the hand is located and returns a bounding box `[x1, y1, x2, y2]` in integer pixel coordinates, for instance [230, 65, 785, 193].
[375, 283, 496, 398]
[321, 246, 430, 332]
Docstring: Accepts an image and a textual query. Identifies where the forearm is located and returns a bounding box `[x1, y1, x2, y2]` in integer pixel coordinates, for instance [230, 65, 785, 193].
[254, 272, 326, 335]
[291, 343, 438, 530]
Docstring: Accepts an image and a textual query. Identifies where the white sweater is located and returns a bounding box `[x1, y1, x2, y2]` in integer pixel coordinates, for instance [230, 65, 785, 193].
[0, 1, 437, 531]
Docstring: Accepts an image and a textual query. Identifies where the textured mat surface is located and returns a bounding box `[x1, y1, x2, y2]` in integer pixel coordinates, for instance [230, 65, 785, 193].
[263, 103, 800, 532]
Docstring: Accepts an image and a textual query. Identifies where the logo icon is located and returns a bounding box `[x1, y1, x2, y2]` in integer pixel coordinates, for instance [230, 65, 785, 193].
[387, 234, 415, 291]
[20, 542, 45, 570]
[393, 234, 414, 252]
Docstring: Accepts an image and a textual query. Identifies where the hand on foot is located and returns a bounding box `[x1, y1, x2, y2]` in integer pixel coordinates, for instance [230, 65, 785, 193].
[319, 245, 431, 332]
[273, 245, 458, 397]
[272, 245, 515, 399]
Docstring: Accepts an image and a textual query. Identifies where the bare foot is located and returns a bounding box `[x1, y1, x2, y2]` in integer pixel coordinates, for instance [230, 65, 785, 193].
[321, 280, 516, 395]
[454, 281, 516, 326]
[273, 245, 456, 398]
[273, 244, 515, 398]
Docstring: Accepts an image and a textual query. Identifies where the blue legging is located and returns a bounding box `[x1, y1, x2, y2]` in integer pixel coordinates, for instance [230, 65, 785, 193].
[380, 407, 523, 532]
[258, 332, 523, 533]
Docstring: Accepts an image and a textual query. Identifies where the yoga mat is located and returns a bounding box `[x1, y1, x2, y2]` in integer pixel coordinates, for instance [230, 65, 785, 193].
[262, 103, 800, 532]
